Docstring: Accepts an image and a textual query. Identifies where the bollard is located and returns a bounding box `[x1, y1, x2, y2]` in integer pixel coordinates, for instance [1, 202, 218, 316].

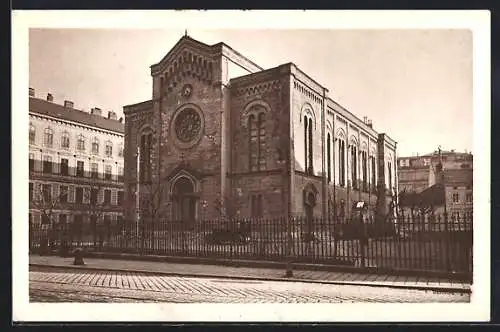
[73, 248, 85, 265]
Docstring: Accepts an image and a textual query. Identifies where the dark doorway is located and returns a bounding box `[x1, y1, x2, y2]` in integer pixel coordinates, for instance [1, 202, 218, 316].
[172, 177, 196, 224]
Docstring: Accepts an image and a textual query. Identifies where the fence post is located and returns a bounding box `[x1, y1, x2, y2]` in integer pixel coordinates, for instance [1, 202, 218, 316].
[359, 213, 367, 268]
[443, 211, 451, 272]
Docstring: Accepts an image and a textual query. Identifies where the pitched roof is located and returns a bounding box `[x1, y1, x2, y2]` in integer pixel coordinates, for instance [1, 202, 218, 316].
[420, 183, 446, 206]
[399, 183, 445, 208]
[29, 97, 124, 134]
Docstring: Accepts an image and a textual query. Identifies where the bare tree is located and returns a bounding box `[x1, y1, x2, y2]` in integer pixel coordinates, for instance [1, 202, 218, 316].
[31, 183, 65, 253]
[139, 181, 167, 251]
[141, 181, 166, 226]
[83, 179, 107, 248]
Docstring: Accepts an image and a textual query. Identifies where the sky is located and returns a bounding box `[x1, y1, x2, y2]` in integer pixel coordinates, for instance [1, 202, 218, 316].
[29, 28, 473, 157]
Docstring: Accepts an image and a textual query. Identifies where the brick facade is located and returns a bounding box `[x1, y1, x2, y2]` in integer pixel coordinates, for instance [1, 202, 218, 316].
[124, 36, 398, 223]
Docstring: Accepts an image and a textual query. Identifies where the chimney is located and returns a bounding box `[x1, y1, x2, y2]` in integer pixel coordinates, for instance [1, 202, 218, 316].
[29, 87, 35, 97]
[107, 111, 117, 120]
[46, 93, 53, 102]
[90, 107, 102, 116]
[363, 116, 367, 123]
[118, 117, 123, 123]
[367, 119, 373, 128]
[64, 100, 74, 108]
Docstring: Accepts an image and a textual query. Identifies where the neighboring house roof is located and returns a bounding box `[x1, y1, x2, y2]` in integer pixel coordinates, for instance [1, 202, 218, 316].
[29, 97, 124, 134]
[399, 183, 445, 208]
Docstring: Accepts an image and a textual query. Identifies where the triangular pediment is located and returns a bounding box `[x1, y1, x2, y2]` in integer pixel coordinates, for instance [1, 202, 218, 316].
[150, 36, 218, 81]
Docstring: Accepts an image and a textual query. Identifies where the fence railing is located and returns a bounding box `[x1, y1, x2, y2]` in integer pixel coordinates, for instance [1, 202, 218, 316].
[29, 212, 473, 276]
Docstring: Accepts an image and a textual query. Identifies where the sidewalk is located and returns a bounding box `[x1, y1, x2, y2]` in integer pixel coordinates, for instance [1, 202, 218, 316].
[29, 255, 471, 293]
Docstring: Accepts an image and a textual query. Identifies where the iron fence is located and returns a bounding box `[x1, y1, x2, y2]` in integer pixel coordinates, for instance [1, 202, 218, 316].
[29, 212, 473, 276]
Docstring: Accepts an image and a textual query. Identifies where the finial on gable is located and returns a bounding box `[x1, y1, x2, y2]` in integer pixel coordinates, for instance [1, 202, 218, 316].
[185, 29, 188, 37]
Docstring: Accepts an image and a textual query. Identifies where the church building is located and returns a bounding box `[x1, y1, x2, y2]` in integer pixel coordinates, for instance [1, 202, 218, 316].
[123, 35, 398, 224]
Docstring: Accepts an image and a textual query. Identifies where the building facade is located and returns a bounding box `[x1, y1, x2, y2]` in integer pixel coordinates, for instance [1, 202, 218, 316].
[123, 36, 398, 224]
[29, 89, 125, 229]
[397, 150, 473, 225]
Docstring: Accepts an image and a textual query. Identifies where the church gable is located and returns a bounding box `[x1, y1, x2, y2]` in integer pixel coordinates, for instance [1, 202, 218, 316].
[151, 36, 218, 90]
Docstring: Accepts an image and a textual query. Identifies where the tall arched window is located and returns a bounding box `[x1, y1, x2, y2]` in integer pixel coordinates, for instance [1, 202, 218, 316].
[350, 144, 358, 189]
[105, 140, 113, 157]
[139, 129, 153, 182]
[387, 161, 393, 193]
[77, 134, 85, 151]
[29, 124, 36, 145]
[304, 116, 308, 171]
[258, 113, 266, 170]
[248, 112, 266, 171]
[249, 114, 258, 170]
[326, 133, 331, 182]
[61, 131, 70, 149]
[361, 150, 368, 192]
[304, 115, 313, 174]
[338, 138, 346, 187]
[370, 153, 376, 193]
[308, 118, 313, 174]
[44, 127, 53, 147]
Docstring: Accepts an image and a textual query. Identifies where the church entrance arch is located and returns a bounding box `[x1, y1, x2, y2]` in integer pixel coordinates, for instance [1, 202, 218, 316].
[172, 177, 196, 225]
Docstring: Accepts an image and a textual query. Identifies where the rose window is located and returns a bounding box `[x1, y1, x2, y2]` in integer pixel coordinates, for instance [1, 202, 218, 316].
[174, 108, 201, 143]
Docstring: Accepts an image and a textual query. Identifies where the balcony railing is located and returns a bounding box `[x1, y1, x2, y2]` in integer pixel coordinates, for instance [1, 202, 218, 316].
[29, 160, 124, 183]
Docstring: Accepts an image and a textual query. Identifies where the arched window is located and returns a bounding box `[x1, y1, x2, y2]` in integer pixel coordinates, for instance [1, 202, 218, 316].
[304, 116, 308, 171]
[44, 127, 53, 147]
[61, 131, 70, 149]
[361, 150, 368, 192]
[139, 129, 153, 182]
[248, 112, 266, 171]
[350, 143, 358, 189]
[29, 123, 36, 144]
[338, 138, 346, 187]
[308, 118, 313, 174]
[326, 133, 331, 182]
[77, 134, 85, 151]
[92, 137, 99, 155]
[388, 161, 393, 193]
[304, 115, 313, 174]
[105, 140, 113, 157]
[370, 153, 376, 193]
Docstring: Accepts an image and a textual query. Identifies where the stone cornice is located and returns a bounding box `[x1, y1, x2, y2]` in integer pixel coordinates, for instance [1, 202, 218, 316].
[228, 169, 283, 177]
[232, 79, 282, 98]
[290, 63, 328, 96]
[219, 43, 263, 72]
[229, 65, 283, 87]
[150, 36, 216, 76]
[123, 100, 153, 115]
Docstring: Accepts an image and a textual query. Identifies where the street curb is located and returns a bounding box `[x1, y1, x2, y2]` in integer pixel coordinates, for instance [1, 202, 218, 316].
[29, 263, 471, 294]
[77, 251, 472, 282]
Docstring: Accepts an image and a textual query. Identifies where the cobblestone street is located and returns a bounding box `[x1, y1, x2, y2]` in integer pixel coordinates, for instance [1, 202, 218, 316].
[29, 266, 469, 303]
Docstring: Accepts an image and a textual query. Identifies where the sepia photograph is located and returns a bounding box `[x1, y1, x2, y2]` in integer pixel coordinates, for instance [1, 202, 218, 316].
[12, 10, 490, 322]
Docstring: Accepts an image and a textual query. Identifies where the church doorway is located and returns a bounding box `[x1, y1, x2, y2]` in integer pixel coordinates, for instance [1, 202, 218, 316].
[172, 177, 197, 225]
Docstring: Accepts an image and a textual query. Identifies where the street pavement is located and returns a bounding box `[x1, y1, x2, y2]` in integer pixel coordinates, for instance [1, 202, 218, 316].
[29, 255, 471, 292]
[30, 266, 470, 303]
